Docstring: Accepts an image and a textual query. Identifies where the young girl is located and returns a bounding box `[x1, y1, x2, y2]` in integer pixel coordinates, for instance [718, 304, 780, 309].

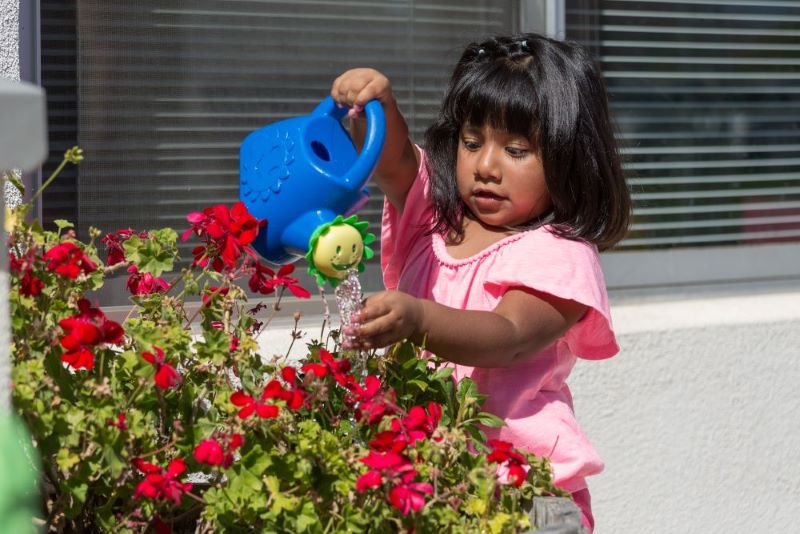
[331, 33, 630, 532]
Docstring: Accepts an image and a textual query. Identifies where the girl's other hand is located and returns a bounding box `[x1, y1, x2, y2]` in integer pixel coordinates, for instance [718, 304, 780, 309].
[331, 68, 394, 119]
[342, 290, 422, 350]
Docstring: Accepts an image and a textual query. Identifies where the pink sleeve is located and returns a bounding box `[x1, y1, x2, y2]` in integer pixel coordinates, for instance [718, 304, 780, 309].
[483, 231, 619, 360]
[380, 147, 434, 290]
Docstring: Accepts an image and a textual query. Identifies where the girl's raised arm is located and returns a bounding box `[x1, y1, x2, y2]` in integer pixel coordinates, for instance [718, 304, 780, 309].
[331, 68, 419, 211]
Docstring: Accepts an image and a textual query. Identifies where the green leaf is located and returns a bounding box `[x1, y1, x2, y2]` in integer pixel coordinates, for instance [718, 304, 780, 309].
[54, 219, 74, 230]
[406, 379, 428, 392]
[475, 411, 505, 428]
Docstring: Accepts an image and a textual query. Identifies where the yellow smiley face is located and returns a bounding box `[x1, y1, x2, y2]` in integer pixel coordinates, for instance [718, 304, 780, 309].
[311, 224, 364, 280]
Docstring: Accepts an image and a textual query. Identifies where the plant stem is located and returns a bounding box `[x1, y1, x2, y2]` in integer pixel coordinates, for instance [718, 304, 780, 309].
[29, 158, 68, 204]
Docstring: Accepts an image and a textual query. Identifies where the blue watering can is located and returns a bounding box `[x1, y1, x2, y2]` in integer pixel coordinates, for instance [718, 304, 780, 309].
[240, 96, 385, 284]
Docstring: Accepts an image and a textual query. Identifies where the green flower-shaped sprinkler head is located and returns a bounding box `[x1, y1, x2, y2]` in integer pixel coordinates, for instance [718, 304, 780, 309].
[306, 215, 375, 287]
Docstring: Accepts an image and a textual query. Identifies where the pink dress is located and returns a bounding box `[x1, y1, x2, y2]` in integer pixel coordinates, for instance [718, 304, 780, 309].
[381, 149, 618, 497]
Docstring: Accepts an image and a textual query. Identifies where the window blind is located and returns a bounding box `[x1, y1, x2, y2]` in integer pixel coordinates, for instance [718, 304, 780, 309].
[566, 0, 800, 249]
[40, 0, 517, 302]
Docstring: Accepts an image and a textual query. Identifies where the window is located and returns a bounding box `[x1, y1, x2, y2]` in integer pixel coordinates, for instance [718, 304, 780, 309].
[566, 0, 800, 288]
[38, 1, 520, 305]
[33, 1, 800, 301]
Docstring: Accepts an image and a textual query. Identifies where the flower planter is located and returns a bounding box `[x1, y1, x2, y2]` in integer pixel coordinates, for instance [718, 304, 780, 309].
[527, 496, 587, 533]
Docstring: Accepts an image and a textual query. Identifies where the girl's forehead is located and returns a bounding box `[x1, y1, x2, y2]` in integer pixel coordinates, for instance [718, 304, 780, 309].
[461, 122, 534, 140]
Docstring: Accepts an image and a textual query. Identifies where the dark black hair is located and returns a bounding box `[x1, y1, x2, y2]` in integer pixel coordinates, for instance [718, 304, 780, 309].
[424, 33, 631, 251]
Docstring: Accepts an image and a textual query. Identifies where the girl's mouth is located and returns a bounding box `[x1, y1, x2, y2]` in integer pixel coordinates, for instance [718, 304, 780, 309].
[472, 190, 505, 210]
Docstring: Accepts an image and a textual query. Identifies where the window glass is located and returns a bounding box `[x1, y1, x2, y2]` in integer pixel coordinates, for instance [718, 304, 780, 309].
[40, 1, 519, 303]
[567, 0, 800, 249]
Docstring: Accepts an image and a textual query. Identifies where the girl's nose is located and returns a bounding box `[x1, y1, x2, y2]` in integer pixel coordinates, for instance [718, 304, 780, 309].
[475, 146, 501, 181]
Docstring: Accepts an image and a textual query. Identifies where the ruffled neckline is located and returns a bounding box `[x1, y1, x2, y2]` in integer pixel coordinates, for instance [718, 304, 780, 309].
[431, 231, 529, 268]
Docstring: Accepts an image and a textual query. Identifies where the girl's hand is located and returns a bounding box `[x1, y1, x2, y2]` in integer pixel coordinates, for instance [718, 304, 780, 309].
[342, 290, 423, 350]
[331, 68, 394, 118]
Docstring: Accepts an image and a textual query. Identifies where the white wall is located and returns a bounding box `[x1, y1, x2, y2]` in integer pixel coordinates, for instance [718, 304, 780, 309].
[1, 0, 18, 81]
[571, 291, 800, 533]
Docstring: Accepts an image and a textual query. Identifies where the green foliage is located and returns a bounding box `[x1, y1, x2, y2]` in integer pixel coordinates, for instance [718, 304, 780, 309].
[5, 149, 566, 533]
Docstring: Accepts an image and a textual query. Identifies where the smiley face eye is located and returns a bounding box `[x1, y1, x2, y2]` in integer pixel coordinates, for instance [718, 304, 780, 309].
[335, 245, 341, 254]
[352, 244, 357, 253]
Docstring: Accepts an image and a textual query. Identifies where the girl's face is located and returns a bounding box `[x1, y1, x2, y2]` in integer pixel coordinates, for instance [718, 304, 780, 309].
[456, 123, 551, 229]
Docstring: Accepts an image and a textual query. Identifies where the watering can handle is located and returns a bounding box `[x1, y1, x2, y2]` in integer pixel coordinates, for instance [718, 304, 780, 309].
[312, 96, 386, 190]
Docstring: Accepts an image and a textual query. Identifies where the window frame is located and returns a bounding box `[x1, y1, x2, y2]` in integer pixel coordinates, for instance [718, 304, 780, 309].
[22, 0, 800, 303]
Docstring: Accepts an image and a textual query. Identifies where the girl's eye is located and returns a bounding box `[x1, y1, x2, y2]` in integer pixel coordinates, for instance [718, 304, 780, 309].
[506, 147, 528, 158]
[462, 139, 480, 151]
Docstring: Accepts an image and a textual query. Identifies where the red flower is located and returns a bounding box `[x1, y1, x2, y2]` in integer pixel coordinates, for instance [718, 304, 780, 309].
[202, 286, 230, 305]
[210, 321, 240, 352]
[141, 347, 182, 390]
[361, 450, 409, 471]
[388, 478, 433, 516]
[126, 265, 169, 296]
[249, 263, 310, 298]
[101, 232, 125, 266]
[19, 271, 44, 297]
[486, 439, 529, 487]
[368, 430, 408, 454]
[59, 299, 124, 370]
[43, 242, 97, 279]
[182, 202, 264, 271]
[230, 388, 280, 420]
[194, 433, 244, 468]
[132, 457, 192, 505]
[355, 469, 383, 492]
[395, 402, 442, 444]
[280, 367, 306, 410]
[106, 412, 127, 431]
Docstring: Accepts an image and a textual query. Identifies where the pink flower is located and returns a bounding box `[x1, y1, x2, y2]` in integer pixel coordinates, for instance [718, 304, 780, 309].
[126, 265, 169, 296]
[59, 299, 123, 370]
[132, 457, 192, 505]
[44, 242, 97, 279]
[141, 347, 182, 390]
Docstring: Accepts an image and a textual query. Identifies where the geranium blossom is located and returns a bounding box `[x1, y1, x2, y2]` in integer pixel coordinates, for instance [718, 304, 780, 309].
[141, 346, 182, 389]
[19, 271, 44, 297]
[58, 298, 123, 370]
[279, 366, 306, 410]
[392, 402, 442, 444]
[193, 432, 243, 468]
[388, 476, 434, 516]
[100, 228, 146, 266]
[44, 242, 97, 279]
[249, 262, 311, 298]
[126, 265, 169, 296]
[229, 380, 292, 420]
[106, 412, 127, 431]
[181, 202, 264, 271]
[486, 439, 529, 487]
[132, 457, 192, 505]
